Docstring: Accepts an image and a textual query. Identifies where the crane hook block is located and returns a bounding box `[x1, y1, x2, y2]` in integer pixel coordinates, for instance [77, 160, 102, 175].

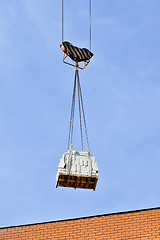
[56, 150, 98, 190]
[60, 41, 93, 63]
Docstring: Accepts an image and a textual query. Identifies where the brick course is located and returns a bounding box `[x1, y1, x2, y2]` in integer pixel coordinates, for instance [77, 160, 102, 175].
[0, 207, 159, 240]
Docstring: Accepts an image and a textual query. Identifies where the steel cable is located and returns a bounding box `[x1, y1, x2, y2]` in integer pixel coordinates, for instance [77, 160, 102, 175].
[77, 71, 90, 152]
[62, 0, 64, 42]
[61, 0, 92, 50]
[67, 70, 76, 150]
[68, 69, 90, 152]
[77, 71, 84, 151]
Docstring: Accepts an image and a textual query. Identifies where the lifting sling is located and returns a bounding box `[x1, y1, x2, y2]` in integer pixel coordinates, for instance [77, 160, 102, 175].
[67, 66, 90, 153]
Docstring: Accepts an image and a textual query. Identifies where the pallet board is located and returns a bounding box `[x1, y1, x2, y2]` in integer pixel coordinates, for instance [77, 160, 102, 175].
[56, 150, 98, 190]
[56, 173, 98, 191]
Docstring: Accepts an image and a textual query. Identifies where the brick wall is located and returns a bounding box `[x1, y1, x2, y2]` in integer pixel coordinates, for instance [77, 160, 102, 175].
[0, 207, 159, 239]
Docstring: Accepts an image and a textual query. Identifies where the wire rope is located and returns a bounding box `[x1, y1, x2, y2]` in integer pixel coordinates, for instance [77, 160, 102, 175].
[89, 0, 92, 51]
[61, 0, 92, 51]
[67, 71, 76, 150]
[77, 71, 90, 152]
[68, 69, 90, 152]
[77, 70, 84, 151]
[62, 0, 64, 42]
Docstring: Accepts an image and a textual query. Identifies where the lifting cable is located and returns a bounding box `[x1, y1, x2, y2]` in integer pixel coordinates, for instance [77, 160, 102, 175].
[62, 0, 64, 43]
[89, 0, 92, 51]
[62, 0, 92, 51]
[77, 70, 90, 152]
[67, 68, 90, 153]
[67, 71, 76, 150]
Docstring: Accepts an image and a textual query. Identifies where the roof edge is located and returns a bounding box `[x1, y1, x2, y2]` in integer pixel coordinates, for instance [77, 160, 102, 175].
[1, 206, 160, 230]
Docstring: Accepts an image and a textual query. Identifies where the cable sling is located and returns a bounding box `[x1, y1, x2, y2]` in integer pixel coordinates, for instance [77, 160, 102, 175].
[77, 71, 84, 151]
[77, 71, 90, 152]
[68, 68, 90, 153]
[67, 71, 76, 150]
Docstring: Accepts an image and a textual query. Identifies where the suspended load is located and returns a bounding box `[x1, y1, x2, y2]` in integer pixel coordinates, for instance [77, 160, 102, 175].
[56, 150, 98, 190]
[56, 0, 98, 190]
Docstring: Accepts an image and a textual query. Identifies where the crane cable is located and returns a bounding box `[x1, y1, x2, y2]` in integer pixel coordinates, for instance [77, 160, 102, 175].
[68, 69, 90, 153]
[62, 0, 92, 52]
[89, 0, 92, 51]
[62, 0, 64, 43]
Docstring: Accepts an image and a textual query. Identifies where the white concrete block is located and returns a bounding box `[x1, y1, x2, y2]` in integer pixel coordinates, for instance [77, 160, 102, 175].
[57, 150, 98, 178]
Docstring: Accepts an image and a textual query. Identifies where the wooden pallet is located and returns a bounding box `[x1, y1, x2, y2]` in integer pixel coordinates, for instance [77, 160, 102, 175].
[56, 173, 98, 191]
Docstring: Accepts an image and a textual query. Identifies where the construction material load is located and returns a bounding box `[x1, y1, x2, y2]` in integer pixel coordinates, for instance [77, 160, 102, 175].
[56, 150, 98, 190]
[56, 66, 98, 190]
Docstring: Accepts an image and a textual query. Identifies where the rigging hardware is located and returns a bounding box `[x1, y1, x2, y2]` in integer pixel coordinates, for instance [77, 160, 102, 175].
[56, 0, 98, 190]
[60, 0, 93, 69]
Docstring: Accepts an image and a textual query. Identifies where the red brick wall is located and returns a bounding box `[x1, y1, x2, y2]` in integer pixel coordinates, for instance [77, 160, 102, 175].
[0, 208, 160, 240]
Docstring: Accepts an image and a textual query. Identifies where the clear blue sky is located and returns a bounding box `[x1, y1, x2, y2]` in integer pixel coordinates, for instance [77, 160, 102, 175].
[0, 0, 160, 228]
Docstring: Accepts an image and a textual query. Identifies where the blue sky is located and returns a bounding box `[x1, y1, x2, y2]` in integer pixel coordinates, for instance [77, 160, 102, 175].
[0, 0, 160, 228]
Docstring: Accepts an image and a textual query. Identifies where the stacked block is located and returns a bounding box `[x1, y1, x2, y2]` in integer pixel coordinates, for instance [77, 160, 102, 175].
[56, 150, 98, 190]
